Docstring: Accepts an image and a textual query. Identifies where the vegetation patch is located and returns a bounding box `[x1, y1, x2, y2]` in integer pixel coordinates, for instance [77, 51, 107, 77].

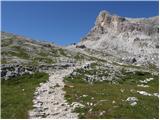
[58, 48, 68, 57]
[1, 37, 15, 47]
[32, 57, 53, 64]
[1, 58, 7, 64]
[7, 46, 30, 59]
[64, 64, 158, 119]
[1, 72, 49, 119]
[38, 52, 48, 57]
[74, 53, 85, 60]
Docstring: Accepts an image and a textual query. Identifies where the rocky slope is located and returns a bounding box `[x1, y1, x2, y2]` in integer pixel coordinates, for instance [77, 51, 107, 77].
[1, 32, 96, 80]
[1, 32, 91, 66]
[78, 10, 159, 67]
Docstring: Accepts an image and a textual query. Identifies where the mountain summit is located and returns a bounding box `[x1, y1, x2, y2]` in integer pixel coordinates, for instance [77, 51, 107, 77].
[79, 10, 159, 66]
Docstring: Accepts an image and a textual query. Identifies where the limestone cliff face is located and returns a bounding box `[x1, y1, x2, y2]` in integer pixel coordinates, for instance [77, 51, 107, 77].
[79, 10, 159, 66]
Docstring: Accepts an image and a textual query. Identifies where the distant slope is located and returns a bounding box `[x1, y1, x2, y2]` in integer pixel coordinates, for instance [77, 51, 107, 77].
[1, 32, 92, 65]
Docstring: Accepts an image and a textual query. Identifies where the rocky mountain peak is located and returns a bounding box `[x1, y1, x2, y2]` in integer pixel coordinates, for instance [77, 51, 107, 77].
[79, 10, 159, 67]
[95, 10, 126, 30]
[95, 10, 111, 26]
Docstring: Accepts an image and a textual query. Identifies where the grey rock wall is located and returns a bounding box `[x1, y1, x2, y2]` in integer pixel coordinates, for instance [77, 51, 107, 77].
[79, 10, 159, 67]
[1, 63, 76, 80]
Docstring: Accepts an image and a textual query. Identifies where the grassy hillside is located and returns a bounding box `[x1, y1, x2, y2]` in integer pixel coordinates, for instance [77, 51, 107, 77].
[1, 72, 49, 119]
[64, 62, 159, 118]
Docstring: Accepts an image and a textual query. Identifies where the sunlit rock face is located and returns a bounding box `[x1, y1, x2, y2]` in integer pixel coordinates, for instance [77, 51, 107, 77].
[79, 10, 159, 66]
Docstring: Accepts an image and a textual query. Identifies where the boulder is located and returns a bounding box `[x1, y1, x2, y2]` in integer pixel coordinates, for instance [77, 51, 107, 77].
[131, 58, 137, 63]
[126, 97, 138, 106]
[76, 45, 86, 49]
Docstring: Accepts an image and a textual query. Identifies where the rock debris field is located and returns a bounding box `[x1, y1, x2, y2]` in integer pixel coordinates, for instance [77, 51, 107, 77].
[29, 65, 84, 119]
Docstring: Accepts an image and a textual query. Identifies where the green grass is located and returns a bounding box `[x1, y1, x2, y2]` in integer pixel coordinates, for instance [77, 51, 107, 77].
[1, 49, 29, 60]
[64, 65, 159, 119]
[83, 53, 107, 62]
[74, 53, 85, 60]
[111, 62, 142, 69]
[32, 57, 53, 64]
[73, 52, 100, 61]
[8, 46, 30, 59]
[50, 49, 59, 57]
[8, 51, 29, 59]
[148, 63, 159, 71]
[1, 37, 15, 47]
[1, 58, 7, 64]
[38, 52, 48, 57]
[1, 72, 49, 119]
[58, 48, 68, 57]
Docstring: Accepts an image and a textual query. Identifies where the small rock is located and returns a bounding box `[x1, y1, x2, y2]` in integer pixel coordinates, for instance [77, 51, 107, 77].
[34, 91, 39, 96]
[99, 111, 106, 116]
[126, 97, 138, 106]
[120, 88, 125, 93]
[61, 103, 65, 106]
[82, 95, 88, 97]
[64, 84, 74, 88]
[33, 103, 42, 108]
[36, 96, 41, 100]
[90, 103, 93, 106]
[87, 102, 90, 106]
[55, 83, 60, 87]
[71, 102, 85, 108]
[139, 80, 148, 84]
[131, 58, 137, 63]
[53, 102, 59, 105]
[130, 102, 137, 106]
[137, 84, 149, 87]
[64, 108, 68, 111]
[39, 83, 43, 86]
[140, 78, 154, 84]
[89, 109, 92, 112]
[147, 78, 154, 81]
[153, 93, 159, 97]
[137, 91, 152, 96]
[52, 112, 59, 115]
[130, 89, 136, 93]
[112, 100, 116, 104]
[48, 91, 54, 94]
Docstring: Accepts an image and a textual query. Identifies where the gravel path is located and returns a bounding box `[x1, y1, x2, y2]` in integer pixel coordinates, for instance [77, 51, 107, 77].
[29, 66, 82, 119]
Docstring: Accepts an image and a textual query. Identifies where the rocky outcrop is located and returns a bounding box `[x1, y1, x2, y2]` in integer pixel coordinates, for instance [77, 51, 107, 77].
[1, 63, 76, 80]
[126, 97, 138, 106]
[76, 45, 86, 49]
[1, 64, 38, 80]
[79, 10, 159, 67]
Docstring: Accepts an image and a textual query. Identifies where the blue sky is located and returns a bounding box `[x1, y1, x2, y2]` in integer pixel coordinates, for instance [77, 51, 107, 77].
[2, 1, 159, 45]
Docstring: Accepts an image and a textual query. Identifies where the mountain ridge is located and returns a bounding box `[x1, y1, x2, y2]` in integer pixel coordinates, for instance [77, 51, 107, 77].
[78, 10, 158, 67]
